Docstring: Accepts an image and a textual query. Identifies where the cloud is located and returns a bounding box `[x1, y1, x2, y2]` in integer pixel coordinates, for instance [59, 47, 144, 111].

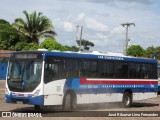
[63, 21, 74, 32]
[85, 18, 109, 32]
[85, 0, 153, 5]
[77, 13, 85, 20]
[111, 26, 124, 34]
[85, 0, 154, 9]
[95, 33, 108, 40]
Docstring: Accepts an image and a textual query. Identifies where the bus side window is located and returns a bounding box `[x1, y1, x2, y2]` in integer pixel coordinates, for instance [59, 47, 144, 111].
[64, 59, 73, 78]
[148, 64, 157, 79]
[44, 64, 53, 83]
[114, 62, 123, 78]
[122, 63, 128, 78]
[44, 57, 60, 84]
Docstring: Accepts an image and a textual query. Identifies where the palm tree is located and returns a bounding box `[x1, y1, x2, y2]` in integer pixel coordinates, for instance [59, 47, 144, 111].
[12, 10, 56, 44]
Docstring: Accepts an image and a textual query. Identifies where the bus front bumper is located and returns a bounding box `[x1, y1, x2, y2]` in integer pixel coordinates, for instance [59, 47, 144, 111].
[5, 94, 44, 106]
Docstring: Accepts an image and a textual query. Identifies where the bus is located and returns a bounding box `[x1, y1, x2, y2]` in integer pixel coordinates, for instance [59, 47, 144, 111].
[157, 62, 160, 93]
[5, 51, 158, 110]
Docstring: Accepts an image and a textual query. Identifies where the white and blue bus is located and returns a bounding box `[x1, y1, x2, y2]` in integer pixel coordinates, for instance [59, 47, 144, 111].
[5, 51, 158, 110]
[157, 62, 160, 93]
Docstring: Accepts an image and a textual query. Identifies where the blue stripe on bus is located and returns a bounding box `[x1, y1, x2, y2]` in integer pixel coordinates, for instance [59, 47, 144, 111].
[43, 52, 157, 63]
[74, 88, 157, 94]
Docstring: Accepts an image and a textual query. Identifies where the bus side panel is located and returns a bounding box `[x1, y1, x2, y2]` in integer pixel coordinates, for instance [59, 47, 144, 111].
[64, 78, 124, 104]
[64, 78, 158, 104]
[43, 79, 66, 105]
[133, 92, 157, 101]
[77, 93, 122, 104]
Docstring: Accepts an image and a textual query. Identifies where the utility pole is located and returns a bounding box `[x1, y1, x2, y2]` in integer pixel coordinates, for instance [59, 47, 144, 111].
[79, 26, 83, 51]
[121, 22, 135, 55]
[76, 25, 80, 42]
[76, 25, 83, 51]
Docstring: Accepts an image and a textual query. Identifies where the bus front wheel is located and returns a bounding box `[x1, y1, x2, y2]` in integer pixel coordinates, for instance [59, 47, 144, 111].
[63, 93, 77, 111]
[122, 92, 132, 108]
[34, 105, 41, 110]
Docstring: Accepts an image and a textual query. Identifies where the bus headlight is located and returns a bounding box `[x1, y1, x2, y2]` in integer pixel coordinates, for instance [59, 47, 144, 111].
[5, 88, 9, 95]
[33, 89, 41, 97]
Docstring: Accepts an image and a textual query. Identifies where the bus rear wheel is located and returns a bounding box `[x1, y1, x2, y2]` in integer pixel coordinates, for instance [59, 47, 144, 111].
[63, 93, 77, 111]
[122, 92, 132, 108]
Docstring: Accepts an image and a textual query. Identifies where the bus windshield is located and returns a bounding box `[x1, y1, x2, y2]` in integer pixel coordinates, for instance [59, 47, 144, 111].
[7, 53, 43, 92]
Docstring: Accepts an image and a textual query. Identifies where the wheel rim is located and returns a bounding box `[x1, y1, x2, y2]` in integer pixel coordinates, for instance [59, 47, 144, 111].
[124, 96, 130, 106]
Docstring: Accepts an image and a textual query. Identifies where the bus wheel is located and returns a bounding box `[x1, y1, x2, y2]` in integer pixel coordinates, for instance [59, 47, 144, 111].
[63, 93, 77, 111]
[122, 92, 132, 108]
[34, 105, 41, 110]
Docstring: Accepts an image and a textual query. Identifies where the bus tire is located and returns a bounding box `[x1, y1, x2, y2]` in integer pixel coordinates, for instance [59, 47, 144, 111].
[63, 93, 77, 111]
[122, 92, 132, 108]
[34, 105, 41, 110]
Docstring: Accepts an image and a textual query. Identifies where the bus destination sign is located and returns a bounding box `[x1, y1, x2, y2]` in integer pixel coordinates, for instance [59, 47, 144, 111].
[15, 54, 38, 59]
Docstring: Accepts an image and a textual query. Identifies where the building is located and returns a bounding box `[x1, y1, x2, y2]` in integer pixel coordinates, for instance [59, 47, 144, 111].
[0, 50, 12, 80]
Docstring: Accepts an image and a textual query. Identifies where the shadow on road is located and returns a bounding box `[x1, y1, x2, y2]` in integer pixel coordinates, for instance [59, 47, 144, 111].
[10, 102, 159, 112]
[131, 102, 159, 108]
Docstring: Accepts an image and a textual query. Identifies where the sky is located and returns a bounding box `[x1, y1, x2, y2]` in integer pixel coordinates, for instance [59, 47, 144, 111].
[0, 0, 160, 53]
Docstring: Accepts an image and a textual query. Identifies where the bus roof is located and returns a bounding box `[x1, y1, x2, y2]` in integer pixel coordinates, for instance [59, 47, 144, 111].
[11, 50, 157, 64]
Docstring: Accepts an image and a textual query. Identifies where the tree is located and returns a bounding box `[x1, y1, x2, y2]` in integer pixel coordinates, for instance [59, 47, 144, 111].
[0, 19, 26, 50]
[62, 45, 79, 52]
[145, 46, 156, 58]
[146, 46, 160, 59]
[12, 10, 56, 44]
[127, 45, 146, 57]
[76, 39, 94, 51]
[39, 38, 62, 51]
[23, 43, 39, 50]
[155, 46, 160, 59]
[14, 41, 28, 51]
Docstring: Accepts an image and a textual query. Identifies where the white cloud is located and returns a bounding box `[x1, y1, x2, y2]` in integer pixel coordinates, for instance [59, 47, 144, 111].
[111, 26, 124, 34]
[63, 21, 74, 32]
[85, 0, 153, 9]
[85, 18, 109, 32]
[95, 33, 108, 40]
[77, 13, 85, 20]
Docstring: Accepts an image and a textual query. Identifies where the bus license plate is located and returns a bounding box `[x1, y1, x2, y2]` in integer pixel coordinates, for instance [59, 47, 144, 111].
[16, 101, 23, 104]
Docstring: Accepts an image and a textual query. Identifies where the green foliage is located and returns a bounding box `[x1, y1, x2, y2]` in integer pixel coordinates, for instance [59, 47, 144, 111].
[145, 46, 160, 59]
[145, 46, 156, 58]
[61, 45, 79, 52]
[39, 38, 62, 51]
[0, 19, 26, 50]
[76, 39, 94, 51]
[69, 46, 79, 52]
[60, 45, 70, 51]
[14, 41, 27, 51]
[127, 45, 146, 57]
[23, 43, 39, 51]
[12, 10, 56, 44]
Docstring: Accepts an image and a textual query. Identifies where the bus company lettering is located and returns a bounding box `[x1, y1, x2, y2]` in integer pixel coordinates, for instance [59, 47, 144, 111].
[98, 56, 124, 60]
